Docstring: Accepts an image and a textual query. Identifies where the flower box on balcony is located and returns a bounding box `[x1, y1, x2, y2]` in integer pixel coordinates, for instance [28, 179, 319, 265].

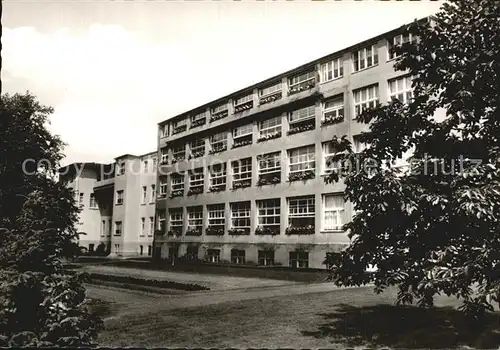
[190, 117, 206, 128]
[205, 226, 225, 236]
[233, 101, 253, 113]
[167, 229, 182, 237]
[209, 184, 226, 193]
[255, 226, 280, 236]
[257, 132, 281, 143]
[288, 79, 316, 95]
[187, 187, 203, 196]
[210, 110, 228, 122]
[170, 190, 184, 198]
[232, 138, 252, 149]
[288, 170, 315, 182]
[257, 174, 281, 186]
[172, 124, 187, 135]
[259, 91, 282, 105]
[285, 225, 315, 235]
[208, 145, 227, 155]
[189, 150, 205, 159]
[232, 179, 251, 190]
[186, 227, 202, 236]
[287, 120, 315, 136]
[228, 228, 250, 236]
[321, 114, 344, 126]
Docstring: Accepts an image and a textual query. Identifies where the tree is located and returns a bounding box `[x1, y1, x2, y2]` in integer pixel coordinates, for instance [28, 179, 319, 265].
[0, 92, 103, 346]
[324, 0, 500, 318]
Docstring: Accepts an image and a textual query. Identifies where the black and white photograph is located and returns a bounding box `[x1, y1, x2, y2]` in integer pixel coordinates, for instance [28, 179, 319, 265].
[1, 0, 500, 347]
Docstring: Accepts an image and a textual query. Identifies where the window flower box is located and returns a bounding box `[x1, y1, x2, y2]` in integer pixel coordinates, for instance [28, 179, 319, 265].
[172, 124, 187, 135]
[287, 120, 315, 135]
[209, 184, 226, 192]
[234, 101, 253, 113]
[206, 226, 224, 236]
[188, 150, 205, 159]
[288, 79, 316, 95]
[187, 187, 203, 196]
[208, 145, 227, 155]
[255, 226, 280, 236]
[167, 229, 182, 237]
[186, 227, 202, 236]
[210, 110, 228, 122]
[285, 225, 315, 235]
[228, 228, 250, 236]
[232, 138, 252, 149]
[259, 91, 282, 105]
[232, 179, 251, 190]
[257, 132, 281, 143]
[288, 170, 315, 182]
[257, 174, 281, 186]
[170, 190, 184, 198]
[321, 114, 344, 126]
[190, 117, 206, 128]
[171, 156, 186, 164]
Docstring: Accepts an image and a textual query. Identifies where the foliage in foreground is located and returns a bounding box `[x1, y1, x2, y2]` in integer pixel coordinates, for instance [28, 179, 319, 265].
[0, 92, 103, 346]
[324, 0, 500, 318]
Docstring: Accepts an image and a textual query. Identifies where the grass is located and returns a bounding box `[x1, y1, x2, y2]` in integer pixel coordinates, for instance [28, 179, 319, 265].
[88, 285, 500, 348]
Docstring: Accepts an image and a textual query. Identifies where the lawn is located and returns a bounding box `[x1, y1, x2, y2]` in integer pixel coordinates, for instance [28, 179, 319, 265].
[89, 286, 500, 348]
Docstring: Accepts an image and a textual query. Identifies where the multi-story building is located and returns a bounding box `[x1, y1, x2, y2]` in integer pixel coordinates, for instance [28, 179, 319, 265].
[59, 151, 158, 257]
[153, 19, 426, 268]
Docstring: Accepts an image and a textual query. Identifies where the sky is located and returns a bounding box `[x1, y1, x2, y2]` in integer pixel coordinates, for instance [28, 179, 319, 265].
[2, 0, 443, 166]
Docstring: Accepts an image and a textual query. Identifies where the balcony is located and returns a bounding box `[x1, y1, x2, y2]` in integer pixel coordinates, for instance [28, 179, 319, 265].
[172, 124, 187, 135]
[288, 77, 316, 96]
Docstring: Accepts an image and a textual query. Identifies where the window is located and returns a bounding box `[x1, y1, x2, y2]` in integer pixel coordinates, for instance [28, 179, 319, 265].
[140, 245, 143, 256]
[388, 33, 417, 60]
[140, 217, 145, 236]
[232, 124, 253, 139]
[289, 105, 315, 124]
[206, 249, 220, 263]
[190, 139, 205, 157]
[353, 45, 379, 71]
[157, 211, 166, 232]
[191, 111, 205, 122]
[148, 245, 152, 256]
[259, 81, 282, 97]
[89, 193, 97, 209]
[289, 71, 315, 88]
[114, 221, 123, 236]
[101, 220, 106, 237]
[230, 201, 251, 231]
[89, 244, 94, 253]
[187, 206, 203, 230]
[160, 148, 168, 164]
[212, 103, 228, 114]
[107, 219, 111, 236]
[160, 124, 168, 138]
[288, 196, 315, 228]
[231, 249, 246, 264]
[207, 204, 225, 228]
[150, 184, 156, 202]
[142, 186, 147, 204]
[172, 144, 186, 162]
[186, 246, 198, 260]
[117, 162, 125, 175]
[259, 116, 282, 139]
[289, 252, 309, 268]
[115, 190, 124, 205]
[210, 163, 226, 187]
[210, 132, 227, 152]
[323, 194, 346, 231]
[143, 160, 148, 173]
[79, 193, 84, 207]
[159, 177, 168, 197]
[232, 158, 252, 186]
[173, 118, 187, 128]
[171, 174, 185, 192]
[322, 96, 344, 124]
[257, 199, 280, 228]
[353, 135, 369, 153]
[353, 85, 379, 118]
[288, 145, 316, 174]
[320, 58, 343, 82]
[389, 75, 414, 104]
[189, 168, 204, 193]
[149, 217, 154, 236]
[323, 142, 342, 174]
[258, 250, 274, 266]
[258, 151, 281, 185]
[234, 93, 253, 106]
[169, 208, 183, 232]
[152, 157, 158, 169]
[114, 244, 120, 253]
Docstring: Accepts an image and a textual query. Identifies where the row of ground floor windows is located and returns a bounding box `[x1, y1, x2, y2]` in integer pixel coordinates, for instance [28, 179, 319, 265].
[173, 247, 309, 268]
